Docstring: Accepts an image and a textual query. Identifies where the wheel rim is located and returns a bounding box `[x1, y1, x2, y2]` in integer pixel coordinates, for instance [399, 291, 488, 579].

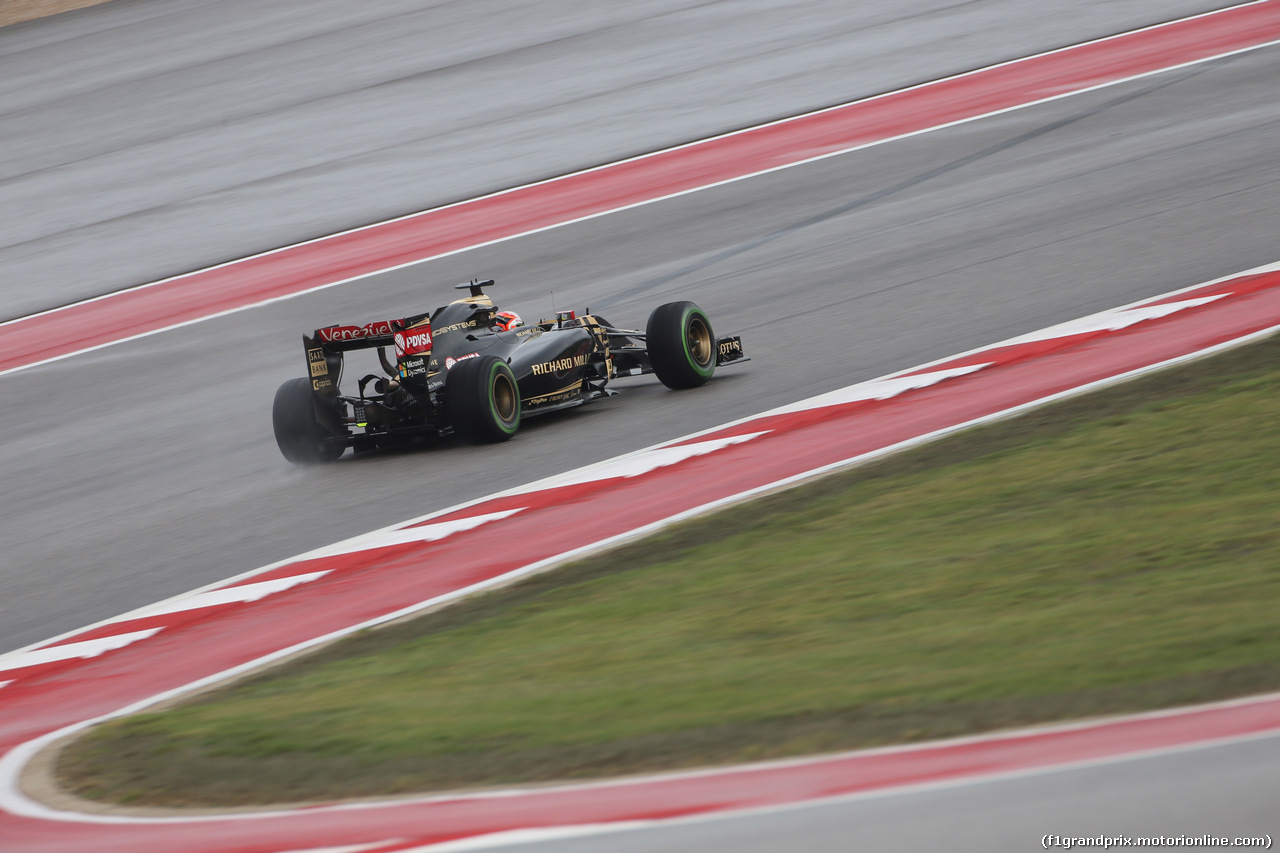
[687, 316, 713, 367]
[492, 370, 518, 423]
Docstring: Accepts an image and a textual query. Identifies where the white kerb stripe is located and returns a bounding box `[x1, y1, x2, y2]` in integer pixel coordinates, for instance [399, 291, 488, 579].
[272, 842, 407, 853]
[397, 822, 652, 852]
[1004, 294, 1228, 346]
[300, 509, 524, 561]
[764, 364, 991, 418]
[522, 432, 770, 491]
[0, 628, 162, 674]
[761, 295, 1228, 419]
[114, 572, 332, 622]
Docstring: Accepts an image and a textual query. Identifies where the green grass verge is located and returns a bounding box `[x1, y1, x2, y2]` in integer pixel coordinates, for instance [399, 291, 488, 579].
[59, 334, 1280, 806]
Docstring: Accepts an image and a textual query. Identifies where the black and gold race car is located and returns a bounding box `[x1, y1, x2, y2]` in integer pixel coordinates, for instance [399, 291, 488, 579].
[272, 279, 746, 462]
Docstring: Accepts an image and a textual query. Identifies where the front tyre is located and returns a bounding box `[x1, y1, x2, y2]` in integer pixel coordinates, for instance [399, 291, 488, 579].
[448, 356, 521, 442]
[646, 301, 716, 389]
[273, 378, 344, 464]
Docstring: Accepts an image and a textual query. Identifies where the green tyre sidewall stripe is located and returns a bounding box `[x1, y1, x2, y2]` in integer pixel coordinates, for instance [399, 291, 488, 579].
[682, 307, 715, 378]
[489, 360, 520, 435]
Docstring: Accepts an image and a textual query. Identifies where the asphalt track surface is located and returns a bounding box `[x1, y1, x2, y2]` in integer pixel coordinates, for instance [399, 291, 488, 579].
[0, 0, 1246, 318]
[2, 0, 1280, 848]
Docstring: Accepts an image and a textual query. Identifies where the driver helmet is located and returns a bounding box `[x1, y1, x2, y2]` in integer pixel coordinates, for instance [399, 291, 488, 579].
[492, 310, 523, 332]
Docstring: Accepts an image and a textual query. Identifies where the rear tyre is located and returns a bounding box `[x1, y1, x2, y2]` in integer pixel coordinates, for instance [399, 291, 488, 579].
[646, 301, 716, 389]
[448, 356, 521, 442]
[273, 378, 344, 464]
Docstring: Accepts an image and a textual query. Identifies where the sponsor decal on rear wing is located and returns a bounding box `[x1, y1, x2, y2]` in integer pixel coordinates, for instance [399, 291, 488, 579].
[312, 311, 432, 351]
[302, 333, 343, 393]
[314, 320, 397, 346]
[393, 328, 433, 359]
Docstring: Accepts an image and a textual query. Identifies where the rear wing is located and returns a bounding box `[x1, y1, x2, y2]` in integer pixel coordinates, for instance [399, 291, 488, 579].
[304, 310, 433, 393]
[310, 310, 432, 352]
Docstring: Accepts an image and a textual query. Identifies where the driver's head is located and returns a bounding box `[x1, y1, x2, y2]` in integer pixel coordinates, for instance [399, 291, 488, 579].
[492, 310, 523, 332]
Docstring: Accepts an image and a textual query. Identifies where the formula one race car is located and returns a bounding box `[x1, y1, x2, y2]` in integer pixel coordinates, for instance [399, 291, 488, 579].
[272, 279, 747, 462]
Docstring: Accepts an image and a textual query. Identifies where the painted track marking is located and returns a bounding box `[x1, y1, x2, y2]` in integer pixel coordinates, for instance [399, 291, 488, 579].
[516, 431, 770, 491]
[115, 572, 332, 621]
[301, 509, 525, 561]
[0, 629, 161, 675]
